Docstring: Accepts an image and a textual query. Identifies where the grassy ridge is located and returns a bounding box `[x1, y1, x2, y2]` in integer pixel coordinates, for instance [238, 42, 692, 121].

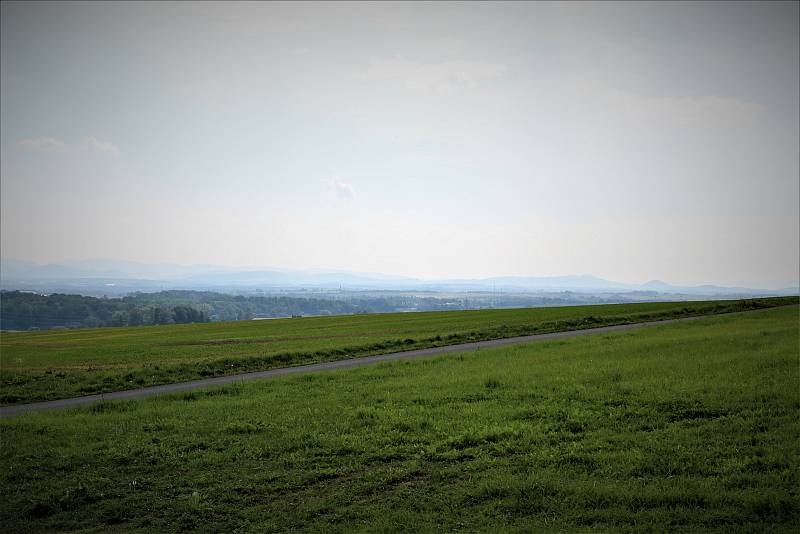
[1, 297, 795, 404]
[1, 306, 797, 531]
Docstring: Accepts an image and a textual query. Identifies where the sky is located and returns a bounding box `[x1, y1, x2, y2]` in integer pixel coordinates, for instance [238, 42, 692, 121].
[1, 1, 798, 288]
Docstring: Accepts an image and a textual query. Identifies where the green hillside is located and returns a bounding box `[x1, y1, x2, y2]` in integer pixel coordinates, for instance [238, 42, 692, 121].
[1, 297, 795, 404]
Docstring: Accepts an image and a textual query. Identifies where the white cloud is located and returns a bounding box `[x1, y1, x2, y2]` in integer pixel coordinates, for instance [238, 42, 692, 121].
[81, 136, 121, 156]
[17, 136, 120, 157]
[359, 56, 507, 95]
[325, 175, 356, 200]
[17, 137, 67, 153]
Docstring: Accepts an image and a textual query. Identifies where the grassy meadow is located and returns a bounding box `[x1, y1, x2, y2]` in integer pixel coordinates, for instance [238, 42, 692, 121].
[1, 297, 794, 404]
[1, 305, 798, 532]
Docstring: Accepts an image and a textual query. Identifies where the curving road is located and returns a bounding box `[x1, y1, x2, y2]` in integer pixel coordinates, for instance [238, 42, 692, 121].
[0, 315, 711, 419]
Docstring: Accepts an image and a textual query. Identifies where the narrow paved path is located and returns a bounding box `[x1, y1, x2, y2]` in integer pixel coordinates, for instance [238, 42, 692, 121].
[0, 314, 713, 419]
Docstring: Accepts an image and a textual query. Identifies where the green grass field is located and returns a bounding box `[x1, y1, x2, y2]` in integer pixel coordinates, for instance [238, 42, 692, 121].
[1, 297, 794, 404]
[1, 305, 797, 532]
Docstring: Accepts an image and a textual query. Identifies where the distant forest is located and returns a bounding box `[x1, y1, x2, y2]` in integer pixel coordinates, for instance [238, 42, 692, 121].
[0, 291, 363, 330]
[0, 289, 639, 331]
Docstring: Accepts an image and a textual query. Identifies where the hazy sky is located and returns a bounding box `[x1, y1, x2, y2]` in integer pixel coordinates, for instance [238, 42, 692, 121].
[1, 1, 798, 287]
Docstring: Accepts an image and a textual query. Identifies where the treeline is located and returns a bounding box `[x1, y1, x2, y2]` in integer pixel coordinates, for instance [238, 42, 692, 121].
[0, 288, 718, 331]
[122, 290, 366, 321]
[0, 290, 370, 330]
[0, 291, 210, 330]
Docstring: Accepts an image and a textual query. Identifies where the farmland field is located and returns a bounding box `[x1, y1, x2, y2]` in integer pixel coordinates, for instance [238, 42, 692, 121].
[1, 305, 798, 532]
[0, 297, 794, 405]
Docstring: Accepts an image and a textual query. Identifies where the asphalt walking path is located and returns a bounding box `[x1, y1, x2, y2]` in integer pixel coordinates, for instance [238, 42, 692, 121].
[0, 313, 726, 419]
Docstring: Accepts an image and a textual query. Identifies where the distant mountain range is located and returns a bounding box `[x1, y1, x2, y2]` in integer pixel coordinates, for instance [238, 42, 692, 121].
[1, 258, 797, 297]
